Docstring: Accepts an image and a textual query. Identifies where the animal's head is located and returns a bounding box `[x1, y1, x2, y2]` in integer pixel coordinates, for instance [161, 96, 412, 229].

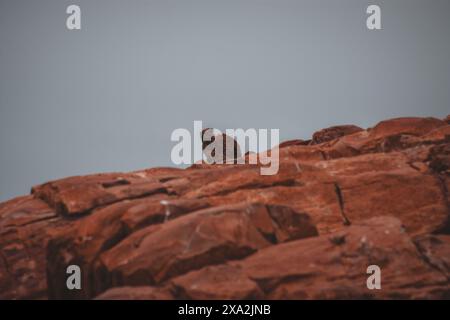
[201, 128, 216, 150]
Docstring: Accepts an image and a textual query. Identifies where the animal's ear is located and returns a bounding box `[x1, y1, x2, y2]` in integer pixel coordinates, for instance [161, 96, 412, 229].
[201, 128, 213, 139]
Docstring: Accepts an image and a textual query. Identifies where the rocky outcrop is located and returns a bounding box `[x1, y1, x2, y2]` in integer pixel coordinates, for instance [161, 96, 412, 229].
[311, 125, 363, 145]
[163, 216, 450, 299]
[0, 115, 449, 299]
[0, 196, 70, 299]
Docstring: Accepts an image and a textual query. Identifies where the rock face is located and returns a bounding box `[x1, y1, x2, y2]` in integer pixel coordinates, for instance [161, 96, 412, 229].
[0, 115, 449, 300]
[311, 124, 363, 144]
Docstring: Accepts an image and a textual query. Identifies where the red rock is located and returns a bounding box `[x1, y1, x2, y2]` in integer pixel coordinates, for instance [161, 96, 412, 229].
[46, 195, 209, 299]
[194, 148, 449, 236]
[445, 115, 450, 124]
[415, 234, 450, 280]
[311, 125, 363, 145]
[165, 217, 449, 299]
[32, 173, 168, 216]
[369, 117, 446, 139]
[0, 115, 449, 300]
[320, 117, 447, 159]
[0, 196, 69, 299]
[92, 203, 316, 298]
[427, 143, 450, 174]
[183, 165, 299, 199]
[420, 125, 450, 143]
[95, 286, 173, 300]
[278, 139, 310, 148]
[170, 265, 264, 299]
[319, 149, 449, 235]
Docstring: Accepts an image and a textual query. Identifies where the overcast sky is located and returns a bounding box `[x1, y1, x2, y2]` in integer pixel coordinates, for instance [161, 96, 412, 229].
[1, 0, 449, 201]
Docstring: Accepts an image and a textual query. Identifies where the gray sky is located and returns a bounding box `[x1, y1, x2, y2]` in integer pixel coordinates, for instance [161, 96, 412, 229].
[1, 0, 449, 201]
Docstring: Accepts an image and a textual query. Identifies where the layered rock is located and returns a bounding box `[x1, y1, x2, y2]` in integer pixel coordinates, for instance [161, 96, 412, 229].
[0, 115, 449, 299]
[311, 124, 363, 145]
[0, 196, 69, 299]
[164, 217, 450, 299]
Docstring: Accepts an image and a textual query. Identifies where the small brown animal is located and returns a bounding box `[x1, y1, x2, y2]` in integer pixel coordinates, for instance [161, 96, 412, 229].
[201, 128, 242, 164]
